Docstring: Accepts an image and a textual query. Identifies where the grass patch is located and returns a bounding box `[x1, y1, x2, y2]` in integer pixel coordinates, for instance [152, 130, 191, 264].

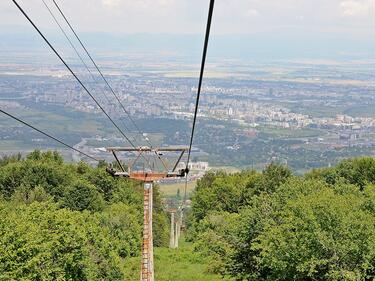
[344, 105, 375, 117]
[259, 126, 324, 139]
[123, 239, 228, 281]
[160, 181, 197, 197]
[0, 107, 105, 136]
[0, 140, 31, 150]
[286, 104, 344, 118]
[210, 166, 241, 173]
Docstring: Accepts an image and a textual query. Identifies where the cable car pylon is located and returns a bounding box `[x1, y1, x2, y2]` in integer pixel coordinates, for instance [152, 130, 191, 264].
[106, 146, 189, 281]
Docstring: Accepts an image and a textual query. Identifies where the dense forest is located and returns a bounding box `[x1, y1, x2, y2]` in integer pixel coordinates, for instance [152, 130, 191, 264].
[0, 151, 168, 280]
[2, 151, 375, 280]
[188, 158, 375, 280]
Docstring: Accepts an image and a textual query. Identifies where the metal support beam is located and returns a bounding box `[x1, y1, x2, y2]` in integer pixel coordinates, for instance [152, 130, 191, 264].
[174, 218, 180, 249]
[112, 151, 125, 172]
[140, 182, 154, 281]
[107, 146, 189, 152]
[169, 212, 176, 249]
[172, 150, 185, 172]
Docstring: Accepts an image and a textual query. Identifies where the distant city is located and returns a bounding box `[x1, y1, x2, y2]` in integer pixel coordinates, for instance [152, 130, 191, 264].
[1, 54, 375, 173]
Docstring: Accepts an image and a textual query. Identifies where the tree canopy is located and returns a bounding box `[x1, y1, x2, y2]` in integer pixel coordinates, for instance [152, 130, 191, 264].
[0, 150, 168, 280]
[189, 159, 375, 280]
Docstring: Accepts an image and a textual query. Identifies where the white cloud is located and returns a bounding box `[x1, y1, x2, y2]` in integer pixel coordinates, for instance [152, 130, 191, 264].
[101, 0, 175, 9]
[340, 0, 371, 17]
[245, 9, 260, 18]
[1, 0, 375, 35]
[158, 0, 175, 6]
[102, 0, 121, 8]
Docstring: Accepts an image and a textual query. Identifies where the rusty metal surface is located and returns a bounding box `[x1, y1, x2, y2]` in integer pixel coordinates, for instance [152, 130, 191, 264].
[140, 183, 154, 281]
[130, 172, 169, 182]
[106, 146, 188, 281]
[106, 146, 189, 152]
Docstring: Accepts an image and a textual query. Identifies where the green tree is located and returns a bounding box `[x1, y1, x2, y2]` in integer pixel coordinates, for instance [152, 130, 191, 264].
[253, 186, 375, 280]
[100, 203, 142, 258]
[26, 150, 64, 165]
[261, 162, 292, 193]
[193, 211, 239, 275]
[191, 170, 263, 222]
[12, 185, 52, 204]
[0, 152, 22, 167]
[62, 180, 104, 212]
[335, 157, 375, 189]
[0, 202, 124, 280]
[0, 152, 73, 200]
[0, 150, 184, 279]
[189, 158, 375, 281]
[153, 184, 169, 247]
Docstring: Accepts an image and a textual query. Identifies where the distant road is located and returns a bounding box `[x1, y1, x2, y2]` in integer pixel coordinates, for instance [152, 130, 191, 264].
[73, 138, 87, 162]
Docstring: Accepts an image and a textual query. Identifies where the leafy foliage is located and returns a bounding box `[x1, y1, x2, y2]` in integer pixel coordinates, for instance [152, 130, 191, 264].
[61, 179, 105, 212]
[189, 159, 375, 280]
[0, 202, 123, 280]
[0, 150, 169, 280]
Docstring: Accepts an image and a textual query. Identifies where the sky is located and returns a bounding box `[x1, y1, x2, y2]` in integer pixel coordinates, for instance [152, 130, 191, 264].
[1, 0, 375, 59]
[1, 0, 374, 35]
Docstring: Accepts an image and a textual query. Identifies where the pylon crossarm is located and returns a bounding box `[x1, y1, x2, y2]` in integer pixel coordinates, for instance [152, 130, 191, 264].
[106, 146, 189, 181]
[107, 146, 152, 152]
[107, 146, 189, 152]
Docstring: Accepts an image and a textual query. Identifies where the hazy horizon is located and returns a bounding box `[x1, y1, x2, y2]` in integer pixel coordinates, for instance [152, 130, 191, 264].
[1, 0, 375, 61]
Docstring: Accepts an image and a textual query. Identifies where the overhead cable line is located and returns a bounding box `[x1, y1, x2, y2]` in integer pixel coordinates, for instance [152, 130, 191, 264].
[0, 108, 101, 162]
[41, 0, 95, 81]
[51, 0, 153, 148]
[40, 0, 133, 136]
[184, 0, 215, 202]
[12, 0, 136, 148]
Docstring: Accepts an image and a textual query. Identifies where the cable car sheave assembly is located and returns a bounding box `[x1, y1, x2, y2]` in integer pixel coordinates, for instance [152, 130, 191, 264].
[106, 146, 189, 182]
[9, 0, 215, 280]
